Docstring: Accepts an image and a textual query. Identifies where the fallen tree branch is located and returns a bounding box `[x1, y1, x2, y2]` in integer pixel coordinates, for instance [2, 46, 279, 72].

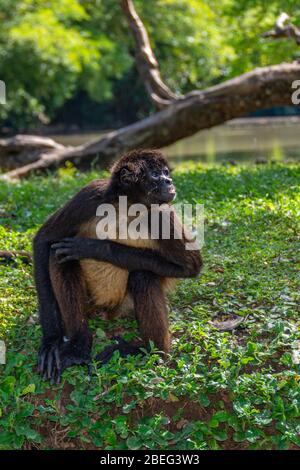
[0, 135, 65, 170]
[1, 62, 300, 180]
[120, 0, 178, 108]
[0, 250, 32, 265]
[262, 12, 300, 45]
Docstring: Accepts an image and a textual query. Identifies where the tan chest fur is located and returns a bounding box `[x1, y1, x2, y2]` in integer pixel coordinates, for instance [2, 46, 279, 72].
[78, 212, 176, 311]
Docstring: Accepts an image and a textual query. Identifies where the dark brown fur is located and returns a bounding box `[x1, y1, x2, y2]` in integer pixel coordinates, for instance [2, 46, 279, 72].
[34, 149, 202, 382]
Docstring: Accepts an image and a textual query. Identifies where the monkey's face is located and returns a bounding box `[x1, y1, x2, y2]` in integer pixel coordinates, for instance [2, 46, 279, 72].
[120, 164, 176, 205]
[117, 153, 176, 205]
[144, 165, 176, 204]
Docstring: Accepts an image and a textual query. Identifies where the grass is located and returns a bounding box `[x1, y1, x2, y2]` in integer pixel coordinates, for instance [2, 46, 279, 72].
[0, 161, 299, 450]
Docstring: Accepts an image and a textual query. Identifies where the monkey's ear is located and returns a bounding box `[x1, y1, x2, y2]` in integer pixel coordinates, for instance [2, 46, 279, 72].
[119, 167, 135, 186]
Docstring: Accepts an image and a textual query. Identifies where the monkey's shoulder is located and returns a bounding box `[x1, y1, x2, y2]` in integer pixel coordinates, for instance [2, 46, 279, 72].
[75, 178, 110, 201]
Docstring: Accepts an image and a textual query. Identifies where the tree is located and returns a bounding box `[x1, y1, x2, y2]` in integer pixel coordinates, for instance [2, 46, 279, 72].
[1, 0, 300, 180]
[0, 0, 235, 130]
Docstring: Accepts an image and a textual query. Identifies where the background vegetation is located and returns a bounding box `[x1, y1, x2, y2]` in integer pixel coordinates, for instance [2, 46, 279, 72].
[1, 0, 300, 131]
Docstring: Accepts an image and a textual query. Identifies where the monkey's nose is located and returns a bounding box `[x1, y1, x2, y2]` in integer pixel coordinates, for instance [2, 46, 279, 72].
[163, 177, 172, 186]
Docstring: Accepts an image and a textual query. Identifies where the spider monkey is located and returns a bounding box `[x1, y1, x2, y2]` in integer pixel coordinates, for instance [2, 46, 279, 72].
[33, 149, 203, 383]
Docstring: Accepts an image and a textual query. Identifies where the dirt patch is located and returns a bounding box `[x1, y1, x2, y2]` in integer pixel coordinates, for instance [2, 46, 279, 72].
[37, 381, 74, 411]
[128, 392, 250, 450]
[131, 396, 211, 430]
[25, 382, 295, 450]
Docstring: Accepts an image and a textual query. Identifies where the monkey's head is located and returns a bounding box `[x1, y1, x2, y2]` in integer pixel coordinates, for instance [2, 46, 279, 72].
[111, 149, 176, 205]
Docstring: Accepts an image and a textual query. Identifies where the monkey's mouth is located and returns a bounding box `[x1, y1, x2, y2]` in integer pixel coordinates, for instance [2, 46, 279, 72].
[160, 185, 176, 201]
[148, 184, 176, 202]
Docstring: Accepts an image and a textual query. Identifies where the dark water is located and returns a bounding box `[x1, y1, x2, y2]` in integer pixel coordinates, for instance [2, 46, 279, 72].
[50, 117, 300, 164]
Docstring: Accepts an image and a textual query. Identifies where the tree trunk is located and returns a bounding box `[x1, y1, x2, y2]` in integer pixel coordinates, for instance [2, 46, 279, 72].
[120, 0, 178, 108]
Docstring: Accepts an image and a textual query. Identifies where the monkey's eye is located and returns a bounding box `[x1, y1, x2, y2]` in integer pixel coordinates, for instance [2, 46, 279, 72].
[151, 170, 160, 178]
[163, 168, 169, 176]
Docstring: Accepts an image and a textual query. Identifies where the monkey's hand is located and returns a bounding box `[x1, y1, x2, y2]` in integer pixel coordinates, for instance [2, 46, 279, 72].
[51, 237, 107, 263]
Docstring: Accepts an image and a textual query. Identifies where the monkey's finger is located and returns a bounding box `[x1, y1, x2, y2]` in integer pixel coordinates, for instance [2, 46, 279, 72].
[56, 371, 62, 385]
[53, 248, 72, 256]
[50, 367, 57, 385]
[51, 238, 77, 249]
[55, 251, 80, 262]
[50, 367, 61, 385]
[47, 351, 54, 379]
[58, 255, 79, 263]
[42, 367, 49, 381]
[54, 347, 61, 371]
[38, 350, 46, 376]
[38, 357, 44, 376]
[51, 242, 72, 250]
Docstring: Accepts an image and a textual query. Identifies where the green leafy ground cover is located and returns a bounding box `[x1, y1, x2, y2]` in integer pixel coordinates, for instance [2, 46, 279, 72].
[0, 162, 299, 450]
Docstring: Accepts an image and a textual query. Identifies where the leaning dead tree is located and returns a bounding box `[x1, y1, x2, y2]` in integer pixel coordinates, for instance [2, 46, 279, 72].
[120, 0, 179, 108]
[0, 135, 65, 170]
[1, 1, 300, 180]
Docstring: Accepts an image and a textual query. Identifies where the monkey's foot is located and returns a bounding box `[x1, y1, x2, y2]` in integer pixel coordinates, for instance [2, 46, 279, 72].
[96, 336, 144, 365]
[38, 333, 92, 384]
[38, 338, 62, 384]
[59, 349, 91, 380]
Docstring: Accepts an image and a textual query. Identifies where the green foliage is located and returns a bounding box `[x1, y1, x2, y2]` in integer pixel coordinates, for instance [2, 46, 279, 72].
[0, 161, 299, 449]
[0, 0, 131, 128]
[222, 0, 300, 76]
[0, 0, 299, 130]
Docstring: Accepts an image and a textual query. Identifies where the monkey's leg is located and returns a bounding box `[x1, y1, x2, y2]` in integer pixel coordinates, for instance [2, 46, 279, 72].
[96, 271, 170, 364]
[43, 255, 92, 382]
[129, 271, 171, 354]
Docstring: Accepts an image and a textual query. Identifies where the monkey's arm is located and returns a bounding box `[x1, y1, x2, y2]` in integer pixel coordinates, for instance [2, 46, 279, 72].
[53, 206, 202, 278]
[52, 237, 202, 278]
